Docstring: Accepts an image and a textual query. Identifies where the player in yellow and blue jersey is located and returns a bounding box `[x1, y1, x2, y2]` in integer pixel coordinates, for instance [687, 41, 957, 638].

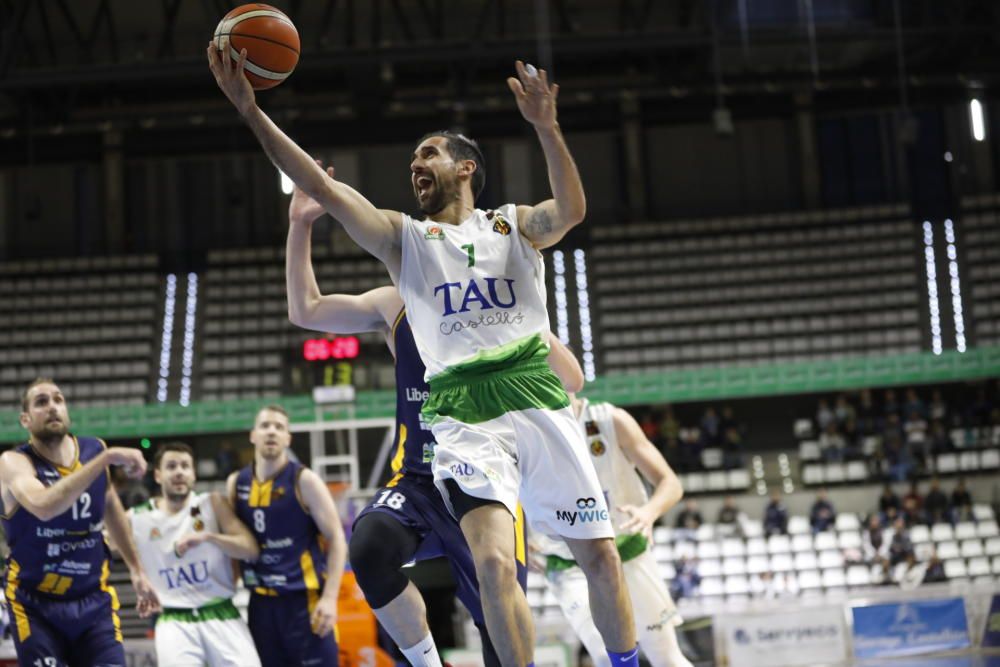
[227, 404, 347, 667]
[0, 378, 160, 667]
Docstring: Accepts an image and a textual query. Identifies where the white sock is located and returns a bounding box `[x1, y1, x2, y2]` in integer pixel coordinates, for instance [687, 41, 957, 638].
[401, 633, 443, 667]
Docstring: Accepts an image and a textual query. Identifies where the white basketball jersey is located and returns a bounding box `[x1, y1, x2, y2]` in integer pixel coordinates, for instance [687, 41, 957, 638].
[578, 399, 650, 529]
[532, 400, 651, 559]
[129, 492, 237, 608]
[398, 204, 550, 378]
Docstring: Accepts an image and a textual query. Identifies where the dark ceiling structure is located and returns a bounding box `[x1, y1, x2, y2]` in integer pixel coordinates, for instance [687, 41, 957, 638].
[1, 0, 999, 164]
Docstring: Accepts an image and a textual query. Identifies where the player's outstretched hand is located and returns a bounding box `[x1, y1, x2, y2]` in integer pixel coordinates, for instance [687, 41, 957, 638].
[174, 531, 210, 558]
[104, 447, 147, 479]
[207, 42, 256, 116]
[507, 60, 558, 130]
[619, 503, 656, 543]
[310, 593, 337, 637]
[289, 161, 335, 226]
[131, 570, 162, 618]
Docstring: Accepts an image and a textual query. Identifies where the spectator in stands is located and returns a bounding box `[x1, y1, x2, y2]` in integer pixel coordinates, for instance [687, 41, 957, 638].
[883, 389, 900, 420]
[929, 389, 949, 423]
[888, 517, 914, 567]
[928, 420, 954, 456]
[902, 481, 923, 522]
[639, 411, 659, 444]
[892, 552, 929, 590]
[968, 388, 992, 428]
[659, 406, 680, 451]
[923, 550, 946, 583]
[763, 490, 789, 536]
[862, 515, 889, 571]
[857, 389, 878, 436]
[716, 495, 744, 537]
[923, 478, 949, 525]
[819, 422, 846, 462]
[669, 557, 700, 601]
[878, 484, 901, 519]
[882, 415, 912, 481]
[677, 427, 702, 472]
[816, 399, 835, 432]
[834, 395, 855, 426]
[674, 499, 703, 540]
[950, 478, 973, 522]
[841, 418, 862, 459]
[903, 388, 926, 422]
[720, 407, 744, 469]
[809, 489, 836, 534]
[700, 407, 721, 447]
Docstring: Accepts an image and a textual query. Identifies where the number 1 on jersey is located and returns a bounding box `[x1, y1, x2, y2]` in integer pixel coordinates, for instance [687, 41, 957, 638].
[461, 243, 475, 267]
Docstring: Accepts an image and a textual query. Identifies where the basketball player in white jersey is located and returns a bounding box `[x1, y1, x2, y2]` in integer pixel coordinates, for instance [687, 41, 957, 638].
[129, 442, 262, 667]
[209, 48, 639, 667]
[531, 395, 692, 667]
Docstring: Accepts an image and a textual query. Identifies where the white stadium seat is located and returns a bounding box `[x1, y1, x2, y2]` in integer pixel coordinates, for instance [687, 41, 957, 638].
[944, 559, 968, 579]
[955, 522, 977, 540]
[822, 568, 846, 588]
[968, 557, 991, 577]
[937, 541, 960, 560]
[932, 524, 955, 542]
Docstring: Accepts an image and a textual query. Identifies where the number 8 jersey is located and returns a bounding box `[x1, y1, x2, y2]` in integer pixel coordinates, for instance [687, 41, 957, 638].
[233, 461, 327, 595]
[1, 436, 111, 599]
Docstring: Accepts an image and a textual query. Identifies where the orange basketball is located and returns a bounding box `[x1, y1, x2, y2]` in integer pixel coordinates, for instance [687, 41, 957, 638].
[213, 4, 299, 90]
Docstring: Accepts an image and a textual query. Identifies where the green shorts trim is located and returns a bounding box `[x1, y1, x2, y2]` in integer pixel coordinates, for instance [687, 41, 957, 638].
[545, 533, 649, 574]
[157, 597, 241, 624]
[423, 333, 569, 425]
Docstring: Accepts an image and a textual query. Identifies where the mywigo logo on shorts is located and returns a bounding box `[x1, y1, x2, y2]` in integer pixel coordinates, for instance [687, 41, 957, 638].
[555, 497, 609, 526]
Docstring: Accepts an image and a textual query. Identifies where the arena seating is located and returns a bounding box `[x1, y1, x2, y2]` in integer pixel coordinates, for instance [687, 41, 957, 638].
[961, 193, 1000, 348]
[198, 240, 392, 401]
[590, 204, 922, 374]
[0, 254, 159, 408]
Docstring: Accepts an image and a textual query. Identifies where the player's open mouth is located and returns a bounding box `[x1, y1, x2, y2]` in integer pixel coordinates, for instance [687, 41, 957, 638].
[416, 176, 433, 197]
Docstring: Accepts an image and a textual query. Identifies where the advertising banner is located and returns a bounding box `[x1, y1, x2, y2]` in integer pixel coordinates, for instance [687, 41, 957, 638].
[852, 597, 970, 660]
[722, 606, 847, 667]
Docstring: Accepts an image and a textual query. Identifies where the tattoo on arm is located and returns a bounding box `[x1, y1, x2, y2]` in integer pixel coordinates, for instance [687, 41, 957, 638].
[527, 208, 553, 237]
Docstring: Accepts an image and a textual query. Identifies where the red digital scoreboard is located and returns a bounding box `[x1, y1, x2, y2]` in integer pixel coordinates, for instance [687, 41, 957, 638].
[302, 336, 360, 361]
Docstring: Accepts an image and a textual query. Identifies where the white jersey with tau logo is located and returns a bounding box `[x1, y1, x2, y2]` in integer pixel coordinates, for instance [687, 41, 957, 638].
[129, 492, 236, 608]
[398, 204, 550, 379]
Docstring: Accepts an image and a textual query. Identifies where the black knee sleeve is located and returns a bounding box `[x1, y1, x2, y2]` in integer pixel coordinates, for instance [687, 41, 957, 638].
[349, 512, 421, 608]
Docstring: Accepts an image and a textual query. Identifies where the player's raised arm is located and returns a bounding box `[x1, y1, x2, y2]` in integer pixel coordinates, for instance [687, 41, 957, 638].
[297, 469, 347, 638]
[613, 407, 684, 539]
[0, 447, 144, 522]
[508, 61, 586, 249]
[286, 175, 399, 335]
[545, 332, 585, 393]
[207, 44, 402, 275]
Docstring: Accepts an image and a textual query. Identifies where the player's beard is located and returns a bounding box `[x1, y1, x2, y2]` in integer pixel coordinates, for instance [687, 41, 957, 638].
[417, 176, 458, 215]
[32, 418, 68, 447]
[165, 487, 190, 504]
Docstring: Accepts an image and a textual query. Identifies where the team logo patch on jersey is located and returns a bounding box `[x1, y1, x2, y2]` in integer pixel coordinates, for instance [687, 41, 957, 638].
[585, 421, 600, 436]
[191, 506, 205, 531]
[273, 486, 286, 499]
[492, 217, 511, 236]
[590, 440, 606, 456]
[149, 527, 162, 540]
[424, 225, 445, 240]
